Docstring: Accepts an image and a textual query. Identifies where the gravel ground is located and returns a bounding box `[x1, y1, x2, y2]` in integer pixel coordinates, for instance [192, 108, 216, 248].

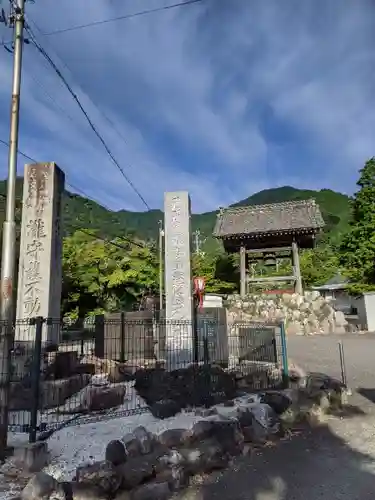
[5, 334, 375, 500]
[191, 334, 375, 500]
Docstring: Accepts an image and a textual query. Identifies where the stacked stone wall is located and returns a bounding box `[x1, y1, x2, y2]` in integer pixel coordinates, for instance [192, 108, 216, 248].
[226, 292, 349, 335]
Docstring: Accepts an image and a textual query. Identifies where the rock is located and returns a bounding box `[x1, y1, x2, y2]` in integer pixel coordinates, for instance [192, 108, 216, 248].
[121, 427, 155, 457]
[134, 369, 173, 405]
[133, 426, 155, 454]
[105, 440, 127, 466]
[335, 311, 348, 327]
[75, 460, 121, 495]
[286, 321, 302, 335]
[14, 442, 49, 473]
[75, 363, 96, 376]
[180, 438, 229, 474]
[238, 403, 279, 444]
[44, 351, 79, 380]
[63, 482, 108, 500]
[157, 429, 190, 448]
[135, 365, 236, 411]
[122, 432, 142, 458]
[116, 456, 154, 489]
[80, 356, 117, 375]
[259, 391, 292, 414]
[81, 384, 126, 412]
[149, 399, 182, 419]
[189, 419, 243, 456]
[131, 481, 171, 500]
[10, 374, 91, 412]
[156, 449, 184, 470]
[108, 363, 134, 383]
[21, 472, 58, 500]
[193, 407, 218, 417]
[155, 466, 189, 491]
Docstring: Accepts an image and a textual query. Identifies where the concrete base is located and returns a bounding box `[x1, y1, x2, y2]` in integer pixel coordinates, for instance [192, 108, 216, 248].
[14, 442, 49, 472]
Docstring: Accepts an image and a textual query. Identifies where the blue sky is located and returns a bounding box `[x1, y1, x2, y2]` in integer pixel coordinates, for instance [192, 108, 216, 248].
[0, 0, 374, 213]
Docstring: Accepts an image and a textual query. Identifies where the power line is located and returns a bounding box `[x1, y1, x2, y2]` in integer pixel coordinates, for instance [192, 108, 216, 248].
[0, 192, 148, 251]
[0, 137, 115, 213]
[0, 138, 154, 251]
[26, 15, 150, 189]
[43, 0, 204, 36]
[24, 24, 151, 210]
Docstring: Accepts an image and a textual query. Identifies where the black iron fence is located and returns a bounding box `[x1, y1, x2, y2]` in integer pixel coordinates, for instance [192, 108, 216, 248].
[3, 315, 288, 442]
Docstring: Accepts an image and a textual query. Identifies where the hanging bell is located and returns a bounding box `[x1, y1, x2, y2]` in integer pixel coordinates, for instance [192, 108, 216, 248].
[264, 253, 276, 267]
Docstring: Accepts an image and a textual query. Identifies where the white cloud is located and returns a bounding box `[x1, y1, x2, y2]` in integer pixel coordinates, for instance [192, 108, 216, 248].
[0, 0, 373, 212]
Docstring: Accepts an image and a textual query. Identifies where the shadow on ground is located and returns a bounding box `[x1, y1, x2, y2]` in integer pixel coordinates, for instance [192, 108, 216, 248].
[357, 388, 375, 405]
[195, 374, 372, 500]
[191, 421, 374, 500]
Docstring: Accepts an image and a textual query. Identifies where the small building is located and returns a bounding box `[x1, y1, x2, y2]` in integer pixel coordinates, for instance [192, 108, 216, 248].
[213, 199, 325, 297]
[311, 274, 351, 313]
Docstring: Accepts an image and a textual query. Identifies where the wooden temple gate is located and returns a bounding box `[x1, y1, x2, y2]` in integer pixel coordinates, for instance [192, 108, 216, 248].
[213, 199, 325, 297]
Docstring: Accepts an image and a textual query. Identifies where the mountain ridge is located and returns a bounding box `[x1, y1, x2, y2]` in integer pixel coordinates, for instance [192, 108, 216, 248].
[0, 179, 351, 247]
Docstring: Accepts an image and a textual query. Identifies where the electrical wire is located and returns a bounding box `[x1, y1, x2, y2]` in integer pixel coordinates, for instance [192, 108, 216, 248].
[0, 137, 156, 252]
[24, 24, 151, 211]
[0, 137, 113, 211]
[26, 15, 149, 188]
[43, 0, 204, 36]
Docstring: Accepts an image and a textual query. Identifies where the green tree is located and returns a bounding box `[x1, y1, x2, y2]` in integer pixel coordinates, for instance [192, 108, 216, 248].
[192, 252, 238, 294]
[339, 158, 375, 293]
[62, 230, 158, 318]
[299, 245, 339, 288]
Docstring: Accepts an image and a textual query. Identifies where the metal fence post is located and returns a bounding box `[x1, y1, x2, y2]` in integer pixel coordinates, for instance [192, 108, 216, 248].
[280, 321, 289, 386]
[203, 320, 209, 366]
[29, 316, 43, 443]
[120, 312, 125, 363]
[193, 298, 199, 363]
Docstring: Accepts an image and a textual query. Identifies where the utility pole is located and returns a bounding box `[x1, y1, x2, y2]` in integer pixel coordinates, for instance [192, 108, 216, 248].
[193, 230, 206, 256]
[193, 230, 200, 254]
[158, 220, 164, 310]
[0, 0, 25, 456]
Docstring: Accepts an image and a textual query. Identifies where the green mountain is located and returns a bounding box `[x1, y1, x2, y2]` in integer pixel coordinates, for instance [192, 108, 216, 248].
[0, 179, 351, 249]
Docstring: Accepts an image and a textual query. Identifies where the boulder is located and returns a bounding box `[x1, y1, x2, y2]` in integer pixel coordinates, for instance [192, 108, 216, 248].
[133, 426, 155, 454]
[21, 471, 58, 500]
[44, 351, 79, 380]
[105, 440, 127, 466]
[80, 384, 126, 412]
[131, 481, 171, 500]
[157, 429, 190, 448]
[75, 460, 121, 495]
[62, 481, 108, 500]
[179, 438, 229, 474]
[189, 419, 244, 456]
[10, 374, 91, 411]
[135, 365, 236, 411]
[335, 311, 348, 327]
[115, 456, 154, 489]
[155, 465, 189, 491]
[80, 355, 117, 375]
[259, 391, 292, 414]
[238, 403, 279, 444]
[121, 427, 155, 457]
[108, 362, 135, 383]
[149, 399, 182, 419]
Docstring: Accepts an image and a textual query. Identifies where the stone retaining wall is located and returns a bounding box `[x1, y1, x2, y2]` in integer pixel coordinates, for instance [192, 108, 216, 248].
[226, 292, 350, 335]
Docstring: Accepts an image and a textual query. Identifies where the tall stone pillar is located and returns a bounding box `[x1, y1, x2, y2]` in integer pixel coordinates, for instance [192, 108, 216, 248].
[164, 191, 193, 370]
[292, 241, 303, 295]
[16, 162, 65, 345]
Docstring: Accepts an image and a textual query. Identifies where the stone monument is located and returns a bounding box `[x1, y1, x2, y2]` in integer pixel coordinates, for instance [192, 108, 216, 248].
[16, 162, 65, 345]
[164, 191, 193, 369]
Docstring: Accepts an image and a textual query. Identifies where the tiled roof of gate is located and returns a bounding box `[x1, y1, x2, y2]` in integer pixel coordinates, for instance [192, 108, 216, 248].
[213, 199, 325, 238]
